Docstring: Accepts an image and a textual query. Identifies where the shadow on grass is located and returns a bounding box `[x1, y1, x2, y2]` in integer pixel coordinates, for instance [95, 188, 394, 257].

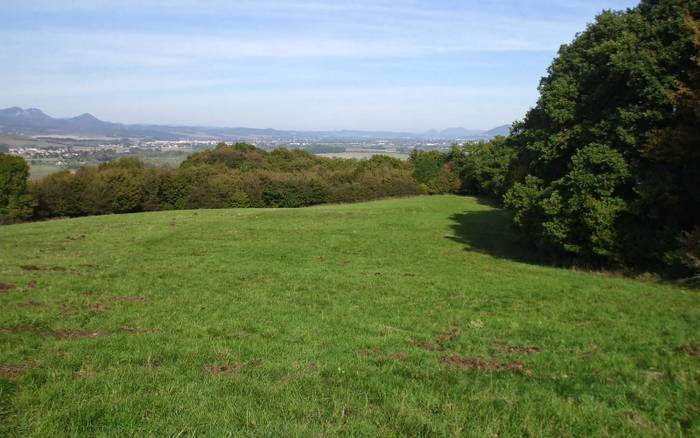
[446, 199, 543, 266]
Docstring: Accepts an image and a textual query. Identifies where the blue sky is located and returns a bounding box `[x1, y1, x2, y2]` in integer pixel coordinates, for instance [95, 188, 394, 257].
[1, 0, 639, 131]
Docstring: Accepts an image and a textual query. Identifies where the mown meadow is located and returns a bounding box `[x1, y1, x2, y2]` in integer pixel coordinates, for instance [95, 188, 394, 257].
[1, 196, 698, 436]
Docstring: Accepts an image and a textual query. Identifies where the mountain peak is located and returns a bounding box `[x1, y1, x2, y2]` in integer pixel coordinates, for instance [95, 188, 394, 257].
[0, 107, 50, 119]
[72, 113, 99, 121]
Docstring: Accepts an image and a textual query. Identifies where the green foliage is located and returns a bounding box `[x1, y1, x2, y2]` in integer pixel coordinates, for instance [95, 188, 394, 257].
[451, 136, 517, 199]
[29, 143, 423, 218]
[504, 0, 700, 275]
[1, 196, 698, 435]
[666, 227, 700, 283]
[0, 153, 35, 223]
[409, 150, 459, 194]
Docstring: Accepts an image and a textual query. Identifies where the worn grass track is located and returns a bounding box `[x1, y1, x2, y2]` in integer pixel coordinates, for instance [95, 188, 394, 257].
[0, 195, 698, 436]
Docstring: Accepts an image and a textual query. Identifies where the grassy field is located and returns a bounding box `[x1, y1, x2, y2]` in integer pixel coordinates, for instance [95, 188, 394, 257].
[0, 135, 73, 150]
[26, 152, 191, 180]
[0, 196, 698, 436]
[316, 151, 409, 160]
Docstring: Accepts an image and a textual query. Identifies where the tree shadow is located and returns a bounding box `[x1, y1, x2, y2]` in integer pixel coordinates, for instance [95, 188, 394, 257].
[447, 199, 544, 266]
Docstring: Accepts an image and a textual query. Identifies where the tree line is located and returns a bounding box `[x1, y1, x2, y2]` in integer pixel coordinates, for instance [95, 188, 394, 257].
[1, 143, 425, 221]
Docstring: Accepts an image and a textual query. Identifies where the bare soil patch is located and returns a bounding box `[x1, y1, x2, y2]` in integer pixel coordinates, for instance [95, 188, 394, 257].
[0, 325, 37, 334]
[681, 344, 700, 357]
[18, 300, 48, 310]
[61, 302, 108, 315]
[358, 346, 384, 357]
[205, 358, 262, 376]
[416, 340, 445, 351]
[119, 327, 149, 334]
[624, 410, 651, 430]
[144, 356, 161, 369]
[0, 325, 120, 339]
[441, 354, 531, 374]
[86, 303, 108, 313]
[494, 341, 541, 354]
[26, 280, 37, 289]
[0, 283, 16, 293]
[0, 363, 34, 379]
[107, 295, 152, 304]
[52, 329, 109, 339]
[387, 352, 409, 361]
[20, 265, 66, 272]
[436, 327, 461, 342]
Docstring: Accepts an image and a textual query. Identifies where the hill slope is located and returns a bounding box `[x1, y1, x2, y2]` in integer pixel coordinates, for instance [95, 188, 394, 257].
[0, 196, 698, 435]
[0, 106, 508, 140]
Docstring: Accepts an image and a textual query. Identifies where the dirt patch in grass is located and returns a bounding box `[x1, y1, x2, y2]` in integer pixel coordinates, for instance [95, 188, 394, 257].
[86, 303, 108, 313]
[0, 363, 34, 379]
[494, 341, 541, 354]
[144, 356, 161, 369]
[624, 410, 651, 430]
[681, 344, 700, 357]
[387, 352, 409, 361]
[358, 346, 384, 357]
[205, 358, 262, 376]
[442, 354, 531, 375]
[18, 300, 48, 310]
[0, 324, 128, 339]
[416, 340, 445, 351]
[436, 327, 461, 342]
[26, 280, 37, 289]
[119, 327, 150, 334]
[107, 295, 153, 305]
[61, 302, 109, 315]
[0, 325, 37, 334]
[52, 329, 109, 339]
[20, 265, 66, 272]
[0, 283, 16, 293]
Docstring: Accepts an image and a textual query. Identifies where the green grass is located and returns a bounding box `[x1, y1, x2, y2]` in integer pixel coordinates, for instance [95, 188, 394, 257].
[316, 151, 409, 160]
[0, 135, 71, 150]
[0, 195, 698, 436]
[26, 152, 191, 180]
[27, 161, 65, 180]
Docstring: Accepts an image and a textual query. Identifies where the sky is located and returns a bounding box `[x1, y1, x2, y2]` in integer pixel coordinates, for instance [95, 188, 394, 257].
[0, 0, 639, 132]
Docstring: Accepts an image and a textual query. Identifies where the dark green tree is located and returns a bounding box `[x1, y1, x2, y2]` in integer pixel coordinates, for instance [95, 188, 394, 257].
[0, 153, 35, 223]
[504, 0, 700, 274]
[455, 136, 516, 199]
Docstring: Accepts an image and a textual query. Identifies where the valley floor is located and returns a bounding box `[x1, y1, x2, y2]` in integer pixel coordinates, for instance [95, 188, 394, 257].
[0, 196, 698, 435]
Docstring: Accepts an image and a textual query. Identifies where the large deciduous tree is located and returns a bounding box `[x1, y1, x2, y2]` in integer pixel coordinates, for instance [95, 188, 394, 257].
[504, 0, 700, 275]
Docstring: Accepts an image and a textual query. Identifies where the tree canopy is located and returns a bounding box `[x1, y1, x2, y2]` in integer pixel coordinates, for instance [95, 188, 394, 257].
[503, 0, 700, 276]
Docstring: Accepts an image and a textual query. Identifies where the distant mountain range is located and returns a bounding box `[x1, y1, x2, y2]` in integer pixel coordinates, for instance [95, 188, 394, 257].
[0, 107, 510, 141]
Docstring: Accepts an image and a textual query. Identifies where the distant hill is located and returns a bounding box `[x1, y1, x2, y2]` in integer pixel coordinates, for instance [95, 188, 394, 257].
[483, 124, 511, 137]
[0, 107, 149, 138]
[0, 106, 510, 141]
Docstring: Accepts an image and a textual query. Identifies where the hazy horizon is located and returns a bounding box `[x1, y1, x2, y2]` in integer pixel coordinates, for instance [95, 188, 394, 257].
[2, 0, 638, 131]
